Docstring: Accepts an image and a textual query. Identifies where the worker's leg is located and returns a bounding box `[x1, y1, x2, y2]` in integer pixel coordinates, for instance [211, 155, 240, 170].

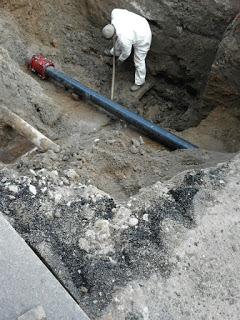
[134, 48, 148, 86]
[133, 31, 152, 87]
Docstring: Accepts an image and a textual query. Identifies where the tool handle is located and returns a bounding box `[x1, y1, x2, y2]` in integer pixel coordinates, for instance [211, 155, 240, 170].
[111, 39, 116, 101]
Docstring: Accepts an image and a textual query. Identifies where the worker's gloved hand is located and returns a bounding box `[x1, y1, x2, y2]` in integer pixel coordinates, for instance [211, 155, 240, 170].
[116, 59, 124, 67]
[104, 49, 113, 57]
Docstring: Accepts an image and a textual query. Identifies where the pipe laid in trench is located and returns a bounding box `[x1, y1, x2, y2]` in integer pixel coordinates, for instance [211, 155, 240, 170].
[28, 54, 198, 150]
[0, 105, 60, 153]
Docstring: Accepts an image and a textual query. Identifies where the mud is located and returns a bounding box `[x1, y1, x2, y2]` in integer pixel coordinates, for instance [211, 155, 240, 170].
[0, 1, 240, 319]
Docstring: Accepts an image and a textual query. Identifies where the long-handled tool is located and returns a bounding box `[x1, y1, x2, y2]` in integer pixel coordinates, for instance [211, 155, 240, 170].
[110, 39, 116, 101]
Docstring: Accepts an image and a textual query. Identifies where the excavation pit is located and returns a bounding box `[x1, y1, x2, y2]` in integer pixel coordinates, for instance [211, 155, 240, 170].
[0, 1, 239, 319]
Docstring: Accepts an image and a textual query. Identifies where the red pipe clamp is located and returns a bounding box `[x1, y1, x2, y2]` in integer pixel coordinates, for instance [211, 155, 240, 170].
[28, 54, 55, 79]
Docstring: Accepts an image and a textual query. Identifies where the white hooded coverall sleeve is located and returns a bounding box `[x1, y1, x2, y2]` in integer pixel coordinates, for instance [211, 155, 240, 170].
[110, 37, 132, 61]
[117, 37, 132, 62]
[110, 9, 152, 86]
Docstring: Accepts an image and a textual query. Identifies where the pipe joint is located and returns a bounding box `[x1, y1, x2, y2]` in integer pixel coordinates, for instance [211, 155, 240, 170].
[28, 54, 55, 79]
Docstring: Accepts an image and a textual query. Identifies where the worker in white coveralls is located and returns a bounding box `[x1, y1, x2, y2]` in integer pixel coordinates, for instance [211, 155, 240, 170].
[102, 8, 152, 92]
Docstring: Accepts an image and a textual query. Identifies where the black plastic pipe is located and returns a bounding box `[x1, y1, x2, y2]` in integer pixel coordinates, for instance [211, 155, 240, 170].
[46, 67, 198, 150]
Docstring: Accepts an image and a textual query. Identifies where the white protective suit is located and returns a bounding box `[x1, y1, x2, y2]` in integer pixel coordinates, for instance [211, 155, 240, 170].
[109, 9, 152, 86]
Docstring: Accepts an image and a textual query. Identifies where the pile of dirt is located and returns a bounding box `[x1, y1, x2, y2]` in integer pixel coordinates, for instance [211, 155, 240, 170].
[0, 48, 60, 137]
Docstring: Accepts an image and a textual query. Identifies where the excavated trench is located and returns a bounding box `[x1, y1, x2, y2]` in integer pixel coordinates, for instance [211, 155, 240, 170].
[0, 1, 240, 319]
[0, 0, 239, 198]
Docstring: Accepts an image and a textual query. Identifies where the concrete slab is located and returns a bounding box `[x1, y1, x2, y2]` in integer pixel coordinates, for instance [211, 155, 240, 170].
[0, 214, 90, 320]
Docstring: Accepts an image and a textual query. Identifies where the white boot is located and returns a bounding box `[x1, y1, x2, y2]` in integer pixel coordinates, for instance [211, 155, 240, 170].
[131, 84, 142, 92]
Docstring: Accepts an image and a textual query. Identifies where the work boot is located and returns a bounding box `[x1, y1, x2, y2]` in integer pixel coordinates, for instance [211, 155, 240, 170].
[104, 49, 113, 57]
[130, 84, 142, 92]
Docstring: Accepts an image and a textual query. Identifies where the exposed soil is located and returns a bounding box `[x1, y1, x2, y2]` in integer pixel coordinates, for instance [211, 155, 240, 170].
[0, 1, 240, 319]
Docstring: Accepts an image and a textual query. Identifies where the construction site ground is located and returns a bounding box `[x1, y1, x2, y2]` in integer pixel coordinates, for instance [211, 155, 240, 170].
[0, 1, 240, 319]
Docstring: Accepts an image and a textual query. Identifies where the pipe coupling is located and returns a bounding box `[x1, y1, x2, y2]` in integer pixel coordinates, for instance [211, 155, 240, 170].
[28, 54, 55, 79]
